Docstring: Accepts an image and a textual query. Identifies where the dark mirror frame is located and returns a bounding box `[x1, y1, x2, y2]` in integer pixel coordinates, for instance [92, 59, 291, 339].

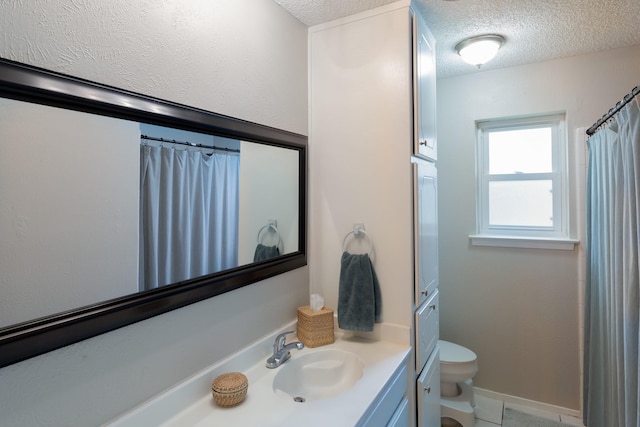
[0, 58, 307, 368]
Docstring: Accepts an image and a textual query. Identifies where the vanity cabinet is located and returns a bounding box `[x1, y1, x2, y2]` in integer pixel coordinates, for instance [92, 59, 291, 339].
[388, 397, 411, 427]
[357, 359, 410, 427]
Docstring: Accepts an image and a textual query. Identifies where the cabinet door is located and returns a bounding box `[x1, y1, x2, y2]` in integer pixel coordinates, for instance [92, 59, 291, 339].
[417, 348, 441, 427]
[414, 160, 438, 307]
[413, 11, 437, 161]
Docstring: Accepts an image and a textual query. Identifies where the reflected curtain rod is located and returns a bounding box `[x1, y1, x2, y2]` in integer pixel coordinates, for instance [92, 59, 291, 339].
[586, 86, 640, 136]
[140, 134, 240, 153]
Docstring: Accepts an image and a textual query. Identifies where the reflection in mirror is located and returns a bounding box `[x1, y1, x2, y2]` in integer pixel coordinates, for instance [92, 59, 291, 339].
[0, 58, 306, 368]
[0, 97, 300, 329]
[139, 125, 241, 291]
[0, 97, 140, 328]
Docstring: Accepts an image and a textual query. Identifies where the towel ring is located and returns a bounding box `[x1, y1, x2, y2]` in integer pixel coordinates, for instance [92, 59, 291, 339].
[257, 224, 283, 252]
[342, 229, 373, 256]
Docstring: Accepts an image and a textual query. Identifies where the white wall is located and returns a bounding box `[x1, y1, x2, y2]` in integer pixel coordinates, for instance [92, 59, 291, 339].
[437, 44, 640, 410]
[308, 4, 414, 335]
[0, 1, 309, 426]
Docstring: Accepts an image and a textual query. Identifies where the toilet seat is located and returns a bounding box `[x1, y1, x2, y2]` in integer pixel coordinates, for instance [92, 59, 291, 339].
[438, 340, 478, 427]
[439, 340, 477, 365]
[438, 340, 478, 393]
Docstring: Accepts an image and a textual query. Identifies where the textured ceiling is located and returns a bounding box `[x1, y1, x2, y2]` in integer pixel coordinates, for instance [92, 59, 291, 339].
[274, 0, 640, 78]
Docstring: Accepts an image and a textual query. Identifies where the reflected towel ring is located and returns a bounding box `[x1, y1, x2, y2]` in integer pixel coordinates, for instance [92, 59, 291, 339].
[257, 224, 283, 252]
[342, 229, 373, 256]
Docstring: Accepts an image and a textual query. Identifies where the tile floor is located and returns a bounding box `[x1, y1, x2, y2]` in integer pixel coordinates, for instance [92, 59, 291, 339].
[473, 394, 585, 427]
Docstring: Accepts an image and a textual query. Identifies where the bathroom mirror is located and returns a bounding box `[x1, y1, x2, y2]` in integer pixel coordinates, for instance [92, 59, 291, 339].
[0, 58, 307, 368]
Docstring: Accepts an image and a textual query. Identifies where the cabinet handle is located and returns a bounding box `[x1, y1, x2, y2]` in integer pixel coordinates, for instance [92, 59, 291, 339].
[424, 387, 431, 393]
[420, 289, 428, 297]
[419, 140, 428, 146]
[429, 304, 436, 311]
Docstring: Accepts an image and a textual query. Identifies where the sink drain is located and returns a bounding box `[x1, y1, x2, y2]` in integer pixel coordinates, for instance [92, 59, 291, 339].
[293, 396, 306, 403]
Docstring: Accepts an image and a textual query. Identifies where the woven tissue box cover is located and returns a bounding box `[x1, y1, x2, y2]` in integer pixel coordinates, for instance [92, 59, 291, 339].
[297, 305, 335, 348]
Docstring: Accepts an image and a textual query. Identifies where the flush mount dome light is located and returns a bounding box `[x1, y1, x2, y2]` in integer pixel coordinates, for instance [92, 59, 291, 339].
[455, 34, 505, 67]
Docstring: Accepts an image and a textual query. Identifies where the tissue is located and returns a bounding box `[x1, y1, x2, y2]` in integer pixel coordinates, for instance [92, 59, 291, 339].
[310, 294, 324, 312]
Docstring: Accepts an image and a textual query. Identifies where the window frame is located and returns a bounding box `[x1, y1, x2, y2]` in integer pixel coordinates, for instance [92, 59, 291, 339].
[472, 113, 576, 249]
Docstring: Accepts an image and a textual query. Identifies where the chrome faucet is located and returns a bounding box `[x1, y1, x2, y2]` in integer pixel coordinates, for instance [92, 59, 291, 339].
[266, 330, 304, 369]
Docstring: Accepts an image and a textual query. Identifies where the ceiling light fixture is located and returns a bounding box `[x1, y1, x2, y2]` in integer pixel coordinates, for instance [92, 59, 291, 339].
[455, 34, 505, 67]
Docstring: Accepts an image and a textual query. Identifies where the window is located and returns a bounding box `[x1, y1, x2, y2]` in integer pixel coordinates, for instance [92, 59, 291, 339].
[472, 113, 575, 249]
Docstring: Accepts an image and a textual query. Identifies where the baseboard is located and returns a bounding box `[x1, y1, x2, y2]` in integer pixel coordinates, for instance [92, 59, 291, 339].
[475, 387, 582, 419]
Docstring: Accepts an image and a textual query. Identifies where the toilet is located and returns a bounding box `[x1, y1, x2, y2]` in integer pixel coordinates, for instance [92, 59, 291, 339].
[439, 340, 478, 427]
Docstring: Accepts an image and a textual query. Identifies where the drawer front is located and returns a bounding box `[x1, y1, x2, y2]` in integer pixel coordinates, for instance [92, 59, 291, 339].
[357, 362, 408, 427]
[417, 347, 440, 427]
[387, 397, 410, 427]
[415, 290, 439, 372]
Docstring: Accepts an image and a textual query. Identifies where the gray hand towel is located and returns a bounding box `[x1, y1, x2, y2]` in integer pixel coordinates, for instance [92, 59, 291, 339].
[253, 244, 280, 262]
[338, 251, 382, 332]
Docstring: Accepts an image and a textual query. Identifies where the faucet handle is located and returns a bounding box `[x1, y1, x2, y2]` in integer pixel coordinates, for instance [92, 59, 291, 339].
[274, 330, 296, 349]
[266, 330, 303, 369]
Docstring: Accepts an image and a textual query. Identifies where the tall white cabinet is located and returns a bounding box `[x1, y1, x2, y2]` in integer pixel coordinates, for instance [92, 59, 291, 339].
[414, 159, 440, 427]
[309, 1, 439, 425]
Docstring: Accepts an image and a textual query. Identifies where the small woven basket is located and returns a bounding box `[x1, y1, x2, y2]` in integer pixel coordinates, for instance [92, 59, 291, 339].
[297, 305, 335, 348]
[211, 372, 248, 407]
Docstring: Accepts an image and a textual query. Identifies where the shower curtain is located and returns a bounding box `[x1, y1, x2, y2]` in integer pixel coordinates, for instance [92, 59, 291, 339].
[139, 145, 240, 290]
[584, 94, 640, 427]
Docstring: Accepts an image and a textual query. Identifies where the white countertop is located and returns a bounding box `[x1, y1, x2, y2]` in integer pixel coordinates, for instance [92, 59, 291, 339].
[107, 325, 410, 427]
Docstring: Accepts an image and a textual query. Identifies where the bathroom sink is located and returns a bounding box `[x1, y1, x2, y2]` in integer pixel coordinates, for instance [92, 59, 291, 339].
[272, 349, 364, 401]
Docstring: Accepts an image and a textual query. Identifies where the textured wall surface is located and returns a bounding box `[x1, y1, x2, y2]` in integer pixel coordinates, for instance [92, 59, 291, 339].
[0, 1, 309, 426]
[437, 44, 640, 410]
[1, 0, 307, 134]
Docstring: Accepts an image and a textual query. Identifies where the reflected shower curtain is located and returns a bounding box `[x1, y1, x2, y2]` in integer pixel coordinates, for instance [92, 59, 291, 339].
[585, 94, 640, 427]
[139, 145, 240, 290]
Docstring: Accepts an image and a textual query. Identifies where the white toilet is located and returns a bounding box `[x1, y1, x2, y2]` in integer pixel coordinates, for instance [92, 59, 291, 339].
[439, 340, 478, 427]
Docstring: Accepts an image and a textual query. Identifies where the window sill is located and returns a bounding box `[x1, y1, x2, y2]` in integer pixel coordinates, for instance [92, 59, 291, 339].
[469, 235, 579, 250]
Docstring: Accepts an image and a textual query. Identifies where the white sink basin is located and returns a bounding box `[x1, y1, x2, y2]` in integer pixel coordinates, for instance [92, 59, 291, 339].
[272, 349, 364, 401]
[107, 329, 411, 427]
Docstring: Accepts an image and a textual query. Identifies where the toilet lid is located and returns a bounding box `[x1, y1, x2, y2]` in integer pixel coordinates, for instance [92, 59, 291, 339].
[439, 340, 477, 364]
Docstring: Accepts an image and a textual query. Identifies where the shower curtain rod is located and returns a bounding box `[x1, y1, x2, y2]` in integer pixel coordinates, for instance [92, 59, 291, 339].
[140, 134, 240, 153]
[586, 86, 640, 136]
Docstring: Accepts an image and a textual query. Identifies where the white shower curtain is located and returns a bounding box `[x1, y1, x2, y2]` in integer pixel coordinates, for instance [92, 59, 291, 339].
[139, 145, 240, 290]
[584, 94, 640, 427]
